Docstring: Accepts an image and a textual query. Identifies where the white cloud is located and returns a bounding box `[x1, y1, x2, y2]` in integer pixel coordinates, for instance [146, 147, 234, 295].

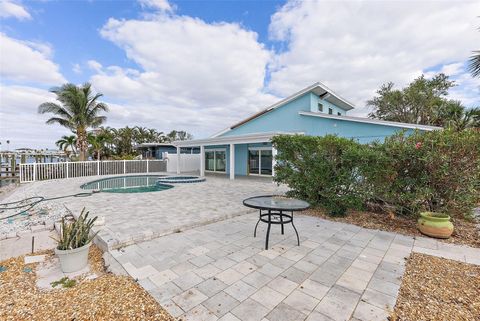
[89, 13, 277, 136]
[0, 33, 66, 85]
[0, 85, 68, 150]
[0, 0, 31, 20]
[268, 0, 480, 115]
[72, 63, 82, 74]
[138, 0, 173, 13]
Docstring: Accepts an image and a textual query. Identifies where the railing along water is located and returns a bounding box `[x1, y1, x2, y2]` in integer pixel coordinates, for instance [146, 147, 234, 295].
[19, 160, 166, 183]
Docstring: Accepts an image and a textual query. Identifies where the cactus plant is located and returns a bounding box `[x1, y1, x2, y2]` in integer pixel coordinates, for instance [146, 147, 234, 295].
[53, 208, 98, 250]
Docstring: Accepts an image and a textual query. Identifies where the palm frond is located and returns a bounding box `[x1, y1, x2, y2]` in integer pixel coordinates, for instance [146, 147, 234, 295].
[469, 51, 480, 78]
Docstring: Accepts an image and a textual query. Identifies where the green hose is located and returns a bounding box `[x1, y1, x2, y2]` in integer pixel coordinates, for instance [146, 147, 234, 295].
[0, 191, 99, 221]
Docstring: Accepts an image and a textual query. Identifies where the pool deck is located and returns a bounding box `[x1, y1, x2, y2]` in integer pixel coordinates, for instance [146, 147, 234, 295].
[3, 174, 480, 321]
[2, 173, 287, 250]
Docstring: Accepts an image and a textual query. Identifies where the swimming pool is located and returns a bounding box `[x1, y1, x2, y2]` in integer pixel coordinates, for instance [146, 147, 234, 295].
[81, 175, 173, 193]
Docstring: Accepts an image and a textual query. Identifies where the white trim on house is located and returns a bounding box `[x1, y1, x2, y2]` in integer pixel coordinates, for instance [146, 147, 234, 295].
[211, 82, 355, 138]
[299, 111, 442, 131]
[173, 131, 303, 147]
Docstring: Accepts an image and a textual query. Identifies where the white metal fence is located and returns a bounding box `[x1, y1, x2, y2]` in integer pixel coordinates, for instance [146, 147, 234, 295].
[19, 159, 166, 183]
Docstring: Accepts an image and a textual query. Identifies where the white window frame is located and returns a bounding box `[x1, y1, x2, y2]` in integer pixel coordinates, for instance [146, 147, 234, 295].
[248, 147, 273, 176]
[205, 148, 227, 173]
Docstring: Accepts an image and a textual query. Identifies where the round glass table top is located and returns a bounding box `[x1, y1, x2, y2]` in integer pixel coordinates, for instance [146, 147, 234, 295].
[243, 195, 310, 211]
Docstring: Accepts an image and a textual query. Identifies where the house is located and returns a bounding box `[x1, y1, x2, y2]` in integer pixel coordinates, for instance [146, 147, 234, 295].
[135, 143, 199, 159]
[174, 82, 440, 179]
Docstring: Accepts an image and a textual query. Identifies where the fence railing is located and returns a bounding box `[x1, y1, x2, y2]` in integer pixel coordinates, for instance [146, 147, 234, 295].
[19, 159, 166, 183]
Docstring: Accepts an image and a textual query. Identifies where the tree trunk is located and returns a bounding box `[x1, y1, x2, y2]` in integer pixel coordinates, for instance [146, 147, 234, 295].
[76, 128, 88, 161]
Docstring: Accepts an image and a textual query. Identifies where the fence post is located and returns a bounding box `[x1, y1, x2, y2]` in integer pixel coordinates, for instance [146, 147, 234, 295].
[123, 160, 126, 174]
[33, 163, 37, 182]
[147, 159, 149, 173]
[97, 160, 100, 176]
[66, 162, 69, 179]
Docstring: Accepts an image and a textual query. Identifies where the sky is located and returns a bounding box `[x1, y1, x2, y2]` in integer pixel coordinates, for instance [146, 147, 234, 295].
[0, 0, 479, 150]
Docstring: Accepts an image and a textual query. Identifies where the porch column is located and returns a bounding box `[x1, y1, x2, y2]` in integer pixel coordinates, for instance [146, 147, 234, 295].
[271, 146, 277, 178]
[200, 145, 205, 177]
[176, 146, 181, 174]
[229, 143, 235, 180]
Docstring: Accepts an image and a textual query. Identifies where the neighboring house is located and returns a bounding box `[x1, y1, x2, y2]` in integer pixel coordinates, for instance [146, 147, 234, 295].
[174, 82, 441, 179]
[135, 143, 199, 159]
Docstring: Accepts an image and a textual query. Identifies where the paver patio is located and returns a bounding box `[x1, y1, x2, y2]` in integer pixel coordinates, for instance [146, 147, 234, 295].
[2, 174, 286, 249]
[110, 213, 480, 321]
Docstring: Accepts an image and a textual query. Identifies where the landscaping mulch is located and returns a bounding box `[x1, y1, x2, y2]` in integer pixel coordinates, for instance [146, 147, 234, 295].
[0, 245, 174, 321]
[391, 253, 480, 321]
[305, 208, 480, 248]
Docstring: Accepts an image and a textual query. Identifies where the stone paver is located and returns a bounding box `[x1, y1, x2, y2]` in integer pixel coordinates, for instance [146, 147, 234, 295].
[113, 213, 480, 321]
[3, 174, 285, 250]
[10, 176, 480, 321]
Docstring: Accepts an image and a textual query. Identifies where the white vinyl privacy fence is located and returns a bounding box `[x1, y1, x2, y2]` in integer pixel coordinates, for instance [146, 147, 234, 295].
[19, 160, 166, 183]
[165, 153, 200, 173]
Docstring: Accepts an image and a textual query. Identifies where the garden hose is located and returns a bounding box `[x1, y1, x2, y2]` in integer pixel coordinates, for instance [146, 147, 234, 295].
[0, 190, 100, 221]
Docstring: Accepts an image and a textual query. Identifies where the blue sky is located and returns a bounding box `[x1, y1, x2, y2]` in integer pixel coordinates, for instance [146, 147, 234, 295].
[1, 0, 479, 149]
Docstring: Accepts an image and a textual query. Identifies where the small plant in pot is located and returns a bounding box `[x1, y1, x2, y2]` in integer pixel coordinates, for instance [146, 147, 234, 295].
[417, 211, 454, 239]
[53, 208, 98, 273]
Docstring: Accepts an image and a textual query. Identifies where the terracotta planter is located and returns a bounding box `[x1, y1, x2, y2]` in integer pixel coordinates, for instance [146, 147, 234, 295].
[55, 242, 91, 273]
[417, 212, 454, 239]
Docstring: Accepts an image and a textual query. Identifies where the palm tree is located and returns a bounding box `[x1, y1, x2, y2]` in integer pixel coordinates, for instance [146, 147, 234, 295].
[87, 133, 106, 161]
[38, 83, 108, 161]
[469, 51, 480, 78]
[56, 135, 77, 159]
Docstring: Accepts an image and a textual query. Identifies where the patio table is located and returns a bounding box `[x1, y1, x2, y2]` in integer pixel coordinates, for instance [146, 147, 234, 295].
[243, 195, 310, 250]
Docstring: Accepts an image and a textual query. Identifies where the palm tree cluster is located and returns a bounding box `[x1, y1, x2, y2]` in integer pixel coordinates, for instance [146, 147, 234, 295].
[56, 126, 192, 160]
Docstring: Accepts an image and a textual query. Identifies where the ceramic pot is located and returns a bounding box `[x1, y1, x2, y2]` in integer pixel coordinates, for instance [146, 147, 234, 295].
[417, 212, 454, 239]
[55, 242, 91, 273]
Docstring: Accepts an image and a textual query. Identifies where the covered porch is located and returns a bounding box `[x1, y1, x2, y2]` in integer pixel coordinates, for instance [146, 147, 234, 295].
[173, 132, 285, 180]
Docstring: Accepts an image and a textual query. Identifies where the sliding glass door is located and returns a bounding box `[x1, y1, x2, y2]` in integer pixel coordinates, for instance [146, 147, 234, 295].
[248, 148, 272, 176]
[205, 149, 226, 172]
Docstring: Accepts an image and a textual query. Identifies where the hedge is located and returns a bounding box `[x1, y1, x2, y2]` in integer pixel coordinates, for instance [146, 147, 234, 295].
[272, 129, 480, 218]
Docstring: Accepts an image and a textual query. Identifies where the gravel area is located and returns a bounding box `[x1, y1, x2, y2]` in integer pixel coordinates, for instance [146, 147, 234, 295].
[0, 201, 67, 238]
[0, 245, 174, 321]
[391, 253, 480, 321]
[306, 208, 480, 248]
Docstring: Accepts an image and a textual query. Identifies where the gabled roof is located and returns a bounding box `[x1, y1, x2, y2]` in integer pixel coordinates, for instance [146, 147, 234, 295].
[212, 82, 355, 137]
[299, 111, 442, 131]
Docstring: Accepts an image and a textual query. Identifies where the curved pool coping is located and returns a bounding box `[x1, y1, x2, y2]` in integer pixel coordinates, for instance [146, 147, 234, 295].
[80, 174, 171, 193]
[156, 176, 206, 184]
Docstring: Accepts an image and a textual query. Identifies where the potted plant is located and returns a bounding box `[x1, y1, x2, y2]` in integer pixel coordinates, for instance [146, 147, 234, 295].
[53, 208, 98, 273]
[417, 211, 454, 239]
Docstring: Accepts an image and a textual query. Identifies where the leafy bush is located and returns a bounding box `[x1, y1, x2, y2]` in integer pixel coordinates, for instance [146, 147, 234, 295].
[272, 135, 379, 216]
[372, 129, 480, 217]
[54, 208, 98, 250]
[272, 129, 480, 219]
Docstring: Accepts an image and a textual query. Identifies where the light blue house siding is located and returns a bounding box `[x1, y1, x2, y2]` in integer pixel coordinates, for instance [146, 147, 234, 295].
[220, 92, 412, 143]
[174, 83, 438, 178]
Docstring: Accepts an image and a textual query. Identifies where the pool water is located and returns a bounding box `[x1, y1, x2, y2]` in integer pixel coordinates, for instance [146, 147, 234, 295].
[81, 175, 173, 193]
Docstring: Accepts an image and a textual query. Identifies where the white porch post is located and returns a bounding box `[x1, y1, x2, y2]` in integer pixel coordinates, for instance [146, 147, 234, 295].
[229, 143, 235, 180]
[272, 146, 277, 178]
[176, 146, 181, 174]
[200, 145, 205, 177]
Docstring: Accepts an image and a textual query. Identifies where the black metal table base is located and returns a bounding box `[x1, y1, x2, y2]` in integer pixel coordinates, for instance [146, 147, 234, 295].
[254, 209, 300, 250]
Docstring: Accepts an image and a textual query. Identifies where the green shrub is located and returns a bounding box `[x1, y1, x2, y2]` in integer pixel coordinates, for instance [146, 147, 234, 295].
[372, 129, 480, 218]
[272, 129, 480, 219]
[272, 135, 379, 216]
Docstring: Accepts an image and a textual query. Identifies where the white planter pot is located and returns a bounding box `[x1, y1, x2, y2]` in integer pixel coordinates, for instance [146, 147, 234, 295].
[55, 242, 91, 273]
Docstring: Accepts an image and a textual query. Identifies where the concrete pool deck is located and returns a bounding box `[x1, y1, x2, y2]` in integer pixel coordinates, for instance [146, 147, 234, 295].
[1, 173, 287, 250]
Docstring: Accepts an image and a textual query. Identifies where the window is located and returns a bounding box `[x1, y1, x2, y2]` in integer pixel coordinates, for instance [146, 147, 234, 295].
[328, 108, 333, 115]
[205, 149, 226, 172]
[248, 148, 272, 176]
[318, 103, 323, 112]
[337, 112, 342, 116]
